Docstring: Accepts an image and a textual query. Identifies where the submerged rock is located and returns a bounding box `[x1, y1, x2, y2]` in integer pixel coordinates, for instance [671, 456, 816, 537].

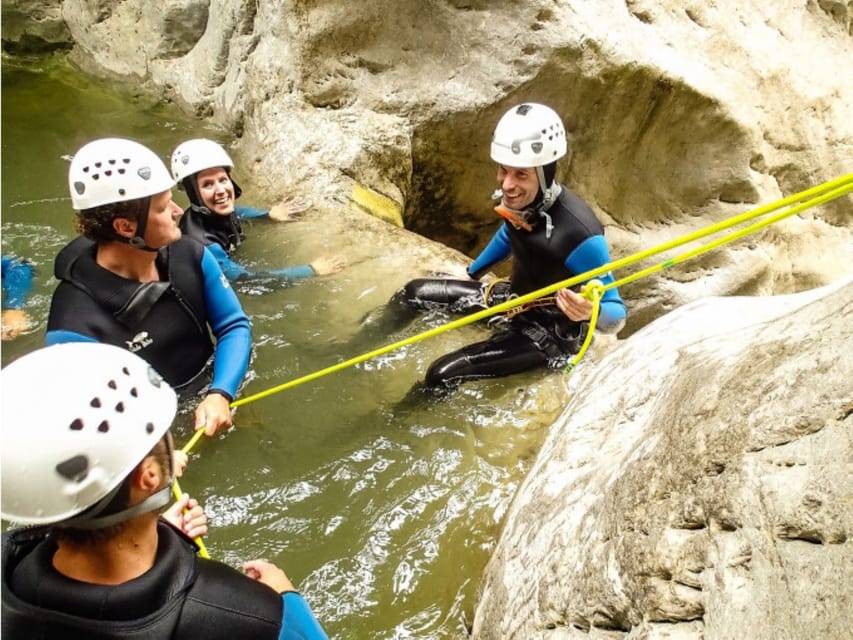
[472, 276, 852, 639]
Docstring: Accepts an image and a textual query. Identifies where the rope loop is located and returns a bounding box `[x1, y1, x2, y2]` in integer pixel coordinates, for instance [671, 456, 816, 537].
[483, 277, 510, 306]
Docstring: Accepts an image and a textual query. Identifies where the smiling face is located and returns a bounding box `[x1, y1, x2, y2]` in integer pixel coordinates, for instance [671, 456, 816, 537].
[196, 167, 235, 216]
[496, 165, 540, 210]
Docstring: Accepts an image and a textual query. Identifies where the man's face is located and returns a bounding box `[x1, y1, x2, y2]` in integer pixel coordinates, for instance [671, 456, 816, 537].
[142, 189, 183, 249]
[196, 167, 235, 216]
[496, 165, 539, 211]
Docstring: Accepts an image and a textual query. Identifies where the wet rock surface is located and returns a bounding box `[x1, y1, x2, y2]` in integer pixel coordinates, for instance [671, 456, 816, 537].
[472, 277, 853, 639]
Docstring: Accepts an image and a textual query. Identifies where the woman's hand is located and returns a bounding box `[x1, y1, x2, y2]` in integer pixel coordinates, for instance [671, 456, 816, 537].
[268, 196, 311, 222]
[310, 255, 347, 275]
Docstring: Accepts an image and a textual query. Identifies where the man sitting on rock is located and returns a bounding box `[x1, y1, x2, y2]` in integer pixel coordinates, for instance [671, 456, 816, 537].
[363, 103, 627, 389]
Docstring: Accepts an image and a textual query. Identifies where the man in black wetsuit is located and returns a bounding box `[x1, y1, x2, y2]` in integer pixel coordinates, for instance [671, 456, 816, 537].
[1, 343, 329, 639]
[368, 103, 627, 388]
[46, 138, 251, 437]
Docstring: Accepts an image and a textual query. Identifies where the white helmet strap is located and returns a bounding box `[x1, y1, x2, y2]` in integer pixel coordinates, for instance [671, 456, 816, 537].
[126, 235, 158, 252]
[61, 485, 173, 530]
[116, 197, 158, 252]
[59, 432, 175, 530]
[539, 180, 562, 212]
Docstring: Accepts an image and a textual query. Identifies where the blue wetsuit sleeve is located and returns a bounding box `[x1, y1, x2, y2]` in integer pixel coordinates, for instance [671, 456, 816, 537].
[206, 234, 315, 283]
[235, 205, 269, 220]
[2, 256, 35, 309]
[269, 264, 316, 280]
[45, 329, 99, 346]
[564, 235, 627, 334]
[200, 247, 252, 398]
[278, 592, 329, 640]
[467, 225, 512, 279]
[206, 242, 254, 282]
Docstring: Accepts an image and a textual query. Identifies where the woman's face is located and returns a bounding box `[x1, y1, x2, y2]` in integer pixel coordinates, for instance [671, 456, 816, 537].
[196, 167, 235, 216]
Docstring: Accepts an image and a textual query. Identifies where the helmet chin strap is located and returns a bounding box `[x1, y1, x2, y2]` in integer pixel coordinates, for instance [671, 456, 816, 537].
[61, 434, 176, 531]
[492, 170, 561, 238]
[189, 203, 214, 216]
[61, 485, 173, 530]
[126, 236, 159, 252]
[117, 197, 159, 252]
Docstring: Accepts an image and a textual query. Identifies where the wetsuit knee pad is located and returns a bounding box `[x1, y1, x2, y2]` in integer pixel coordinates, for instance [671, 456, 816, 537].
[424, 351, 472, 387]
[424, 332, 548, 387]
[401, 278, 482, 306]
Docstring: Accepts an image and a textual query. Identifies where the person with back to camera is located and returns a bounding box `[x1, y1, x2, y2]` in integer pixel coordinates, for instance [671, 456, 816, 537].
[363, 103, 627, 389]
[171, 138, 346, 283]
[1, 253, 35, 340]
[45, 137, 251, 437]
[1, 342, 329, 639]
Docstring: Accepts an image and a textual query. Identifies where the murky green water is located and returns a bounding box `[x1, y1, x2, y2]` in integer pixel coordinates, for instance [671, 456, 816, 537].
[1, 55, 561, 638]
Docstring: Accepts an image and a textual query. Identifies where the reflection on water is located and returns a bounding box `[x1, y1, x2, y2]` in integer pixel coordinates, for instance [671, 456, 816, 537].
[1, 55, 560, 638]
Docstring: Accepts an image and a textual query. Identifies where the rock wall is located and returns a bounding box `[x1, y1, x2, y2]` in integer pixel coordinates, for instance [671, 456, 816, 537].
[3, 0, 850, 332]
[472, 276, 853, 639]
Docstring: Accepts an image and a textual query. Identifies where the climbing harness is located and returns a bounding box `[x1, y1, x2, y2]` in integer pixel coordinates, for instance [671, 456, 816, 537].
[482, 278, 510, 306]
[503, 296, 558, 319]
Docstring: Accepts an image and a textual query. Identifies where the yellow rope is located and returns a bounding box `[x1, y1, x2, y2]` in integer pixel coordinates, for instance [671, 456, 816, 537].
[177, 173, 853, 556]
[183, 173, 852, 437]
[171, 477, 210, 559]
[564, 280, 604, 373]
[169, 428, 212, 557]
[224, 173, 853, 411]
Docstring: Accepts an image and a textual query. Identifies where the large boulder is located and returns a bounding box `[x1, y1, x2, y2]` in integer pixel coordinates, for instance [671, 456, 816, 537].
[472, 276, 853, 639]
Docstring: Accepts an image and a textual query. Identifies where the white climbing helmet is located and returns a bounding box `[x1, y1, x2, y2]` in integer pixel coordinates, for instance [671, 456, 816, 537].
[0, 343, 177, 526]
[490, 103, 567, 168]
[68, 138, 175, 210]
[170, 138, 235, 183]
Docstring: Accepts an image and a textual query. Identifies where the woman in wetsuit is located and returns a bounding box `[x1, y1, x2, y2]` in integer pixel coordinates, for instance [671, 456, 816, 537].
[170, 138, 345, 283]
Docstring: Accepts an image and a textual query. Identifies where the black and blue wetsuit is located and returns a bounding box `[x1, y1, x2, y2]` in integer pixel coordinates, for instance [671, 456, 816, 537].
[45, 236, 251, 399]
[2, 255, 35, 310]
[386, 184, 626, 387]
[179, 205, 316, 283]
[2, 521, 329, 640]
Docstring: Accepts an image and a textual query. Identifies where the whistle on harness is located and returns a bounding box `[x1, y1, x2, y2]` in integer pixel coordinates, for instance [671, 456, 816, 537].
[494, 205, 533, 232]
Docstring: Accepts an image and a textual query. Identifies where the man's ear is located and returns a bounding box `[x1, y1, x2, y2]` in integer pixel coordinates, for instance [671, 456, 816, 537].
[112, 217, 136, 239]
[131, 456, 164, 493]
